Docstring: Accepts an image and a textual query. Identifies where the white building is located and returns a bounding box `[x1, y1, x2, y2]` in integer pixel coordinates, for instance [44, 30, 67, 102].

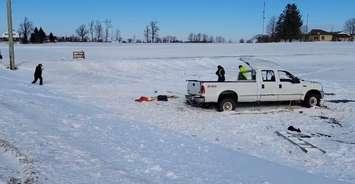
[1, 31, 20, 41]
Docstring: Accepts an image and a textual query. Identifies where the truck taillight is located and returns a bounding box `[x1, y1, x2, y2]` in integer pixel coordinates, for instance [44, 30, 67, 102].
[200, 85, 205, 94]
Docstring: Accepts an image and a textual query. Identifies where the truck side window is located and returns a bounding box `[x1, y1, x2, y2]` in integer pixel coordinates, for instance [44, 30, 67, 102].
[261, 70, 276, 82]
[278, 71, 294, 83]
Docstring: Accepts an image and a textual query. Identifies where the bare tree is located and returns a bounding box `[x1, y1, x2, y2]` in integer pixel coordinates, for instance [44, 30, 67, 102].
[208, 36, 214, 43]
[132, 34, 136, 43]
[344, 18, 355, 35]
[104, 19, 112, 42]
[202, 34, 209, 43]
[95, 21, 103, 42]
[18, 17, 34, 44]
[144, 26, 151, 43]
[188, 33, 217, 43]
[267, 16, 277, 36]
[127, 38, 133, 43]
[196, 33, 202, 42]
[150, 21, 160, 43]
[88, 20, 95, 41]
[162, 35, 178, 43]
[76, 24, 89, 42]
[114, 29, 121, 42]
[215, 36, 226, 43]
[188, 33, 194, 42]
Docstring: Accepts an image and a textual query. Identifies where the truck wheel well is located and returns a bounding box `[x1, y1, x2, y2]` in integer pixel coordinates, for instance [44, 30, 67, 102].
[218, 91, 238, 103]
[305, 90, 321, 100]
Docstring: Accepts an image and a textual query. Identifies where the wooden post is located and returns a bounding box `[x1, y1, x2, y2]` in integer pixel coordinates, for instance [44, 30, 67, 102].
[7, 0, 16, 70]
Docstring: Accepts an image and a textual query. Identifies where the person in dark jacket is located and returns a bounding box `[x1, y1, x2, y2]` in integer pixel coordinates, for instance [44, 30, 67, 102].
[32, 64, 43, 85]
[216, 65, 225, 82]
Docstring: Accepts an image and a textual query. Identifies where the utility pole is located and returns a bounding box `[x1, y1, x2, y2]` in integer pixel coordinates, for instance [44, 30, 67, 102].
[262, 0, 266, 35]
[306, 14, 309, 33]
[7, 0, 16, 70]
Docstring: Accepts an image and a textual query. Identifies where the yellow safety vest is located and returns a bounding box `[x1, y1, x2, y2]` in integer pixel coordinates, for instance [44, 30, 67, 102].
[240, 66, 249, 78]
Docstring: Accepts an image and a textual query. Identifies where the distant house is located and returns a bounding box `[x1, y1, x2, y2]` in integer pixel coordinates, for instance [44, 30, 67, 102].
[308, 29, 333, 41]
[0, 31, 20, 42]
[333, 32, 352, 41]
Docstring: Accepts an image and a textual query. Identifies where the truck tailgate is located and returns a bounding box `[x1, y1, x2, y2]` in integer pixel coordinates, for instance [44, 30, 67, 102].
[187, 80, 202, 95]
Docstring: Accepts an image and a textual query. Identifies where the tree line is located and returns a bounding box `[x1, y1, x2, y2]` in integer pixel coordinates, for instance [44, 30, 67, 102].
[344, 18, 355, 35]
[75, 19, 116, 42]
[15, 5, 355, 44]
[256, 4, 355, 43]
[258, 3, 304, 42]
[18, 17, 56, 43]
[16, 17, 233, 44]
[187, 33, 227, 43]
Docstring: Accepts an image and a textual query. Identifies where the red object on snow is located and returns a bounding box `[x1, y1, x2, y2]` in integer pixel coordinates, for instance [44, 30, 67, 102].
[135, 96, 153, 102]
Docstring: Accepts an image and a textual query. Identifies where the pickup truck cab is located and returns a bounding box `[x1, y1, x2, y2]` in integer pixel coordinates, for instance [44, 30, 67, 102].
[186, 58, 324, 112]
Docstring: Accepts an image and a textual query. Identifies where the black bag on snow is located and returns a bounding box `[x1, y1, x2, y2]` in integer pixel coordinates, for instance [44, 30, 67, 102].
[157, 95, 168, 101]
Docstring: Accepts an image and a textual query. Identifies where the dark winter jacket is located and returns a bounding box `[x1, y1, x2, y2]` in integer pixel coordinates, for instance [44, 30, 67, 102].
[34, 65, 43, 77]
[216, 66, 225, 82]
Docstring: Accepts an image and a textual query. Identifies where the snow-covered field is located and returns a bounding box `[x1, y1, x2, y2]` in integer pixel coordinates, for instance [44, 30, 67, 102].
[0, 42, 354, 184]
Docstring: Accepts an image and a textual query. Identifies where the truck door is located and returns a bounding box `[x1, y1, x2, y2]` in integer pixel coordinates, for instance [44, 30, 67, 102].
[277, 70, 303, 101]
[260, 70, 278, 101]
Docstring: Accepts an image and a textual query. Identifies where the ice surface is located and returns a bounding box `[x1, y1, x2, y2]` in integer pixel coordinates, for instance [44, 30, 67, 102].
[0, 42, 354, 183]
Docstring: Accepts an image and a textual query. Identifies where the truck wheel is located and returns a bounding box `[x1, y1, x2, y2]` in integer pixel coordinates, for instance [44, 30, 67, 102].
[304, 93, 320, 108]
[218, 97, 236, 112]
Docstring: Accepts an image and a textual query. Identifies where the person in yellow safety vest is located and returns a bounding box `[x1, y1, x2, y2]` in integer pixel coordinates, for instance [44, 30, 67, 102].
[238, 65, 251, 80]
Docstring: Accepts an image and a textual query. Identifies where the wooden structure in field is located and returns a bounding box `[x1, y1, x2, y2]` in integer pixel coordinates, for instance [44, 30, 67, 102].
[73, 50, 85, 60]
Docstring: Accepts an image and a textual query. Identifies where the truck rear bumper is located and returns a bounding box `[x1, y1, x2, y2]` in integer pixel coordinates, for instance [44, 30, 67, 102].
[185, 95, 205, 105]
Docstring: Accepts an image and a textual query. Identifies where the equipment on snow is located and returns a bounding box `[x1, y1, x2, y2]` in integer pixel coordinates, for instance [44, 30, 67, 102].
[275, 131, 326, 154]
[135, 96, 153, 103]
[288, 126, 301, 133]
[73, 50, 85, 60]
[157, 95, 168, 101]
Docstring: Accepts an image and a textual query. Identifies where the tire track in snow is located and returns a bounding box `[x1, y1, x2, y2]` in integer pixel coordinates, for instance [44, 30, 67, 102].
[0, 136, 39, 184]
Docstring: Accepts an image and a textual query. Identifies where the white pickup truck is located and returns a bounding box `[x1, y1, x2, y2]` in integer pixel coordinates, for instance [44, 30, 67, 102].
[186, 58, 324, 112]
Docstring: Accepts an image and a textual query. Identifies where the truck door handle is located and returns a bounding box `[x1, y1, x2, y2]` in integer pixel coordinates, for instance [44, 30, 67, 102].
[262, 84, 265, 89]
[279, 84, 282, 88]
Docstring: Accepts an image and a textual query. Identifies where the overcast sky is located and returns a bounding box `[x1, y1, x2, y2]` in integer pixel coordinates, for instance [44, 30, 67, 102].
[1, 0, 354, 40]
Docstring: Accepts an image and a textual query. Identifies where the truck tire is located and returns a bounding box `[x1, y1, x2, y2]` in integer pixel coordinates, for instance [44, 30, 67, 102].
[304, 93, 321, 108]
[218, 97, 237, 112]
